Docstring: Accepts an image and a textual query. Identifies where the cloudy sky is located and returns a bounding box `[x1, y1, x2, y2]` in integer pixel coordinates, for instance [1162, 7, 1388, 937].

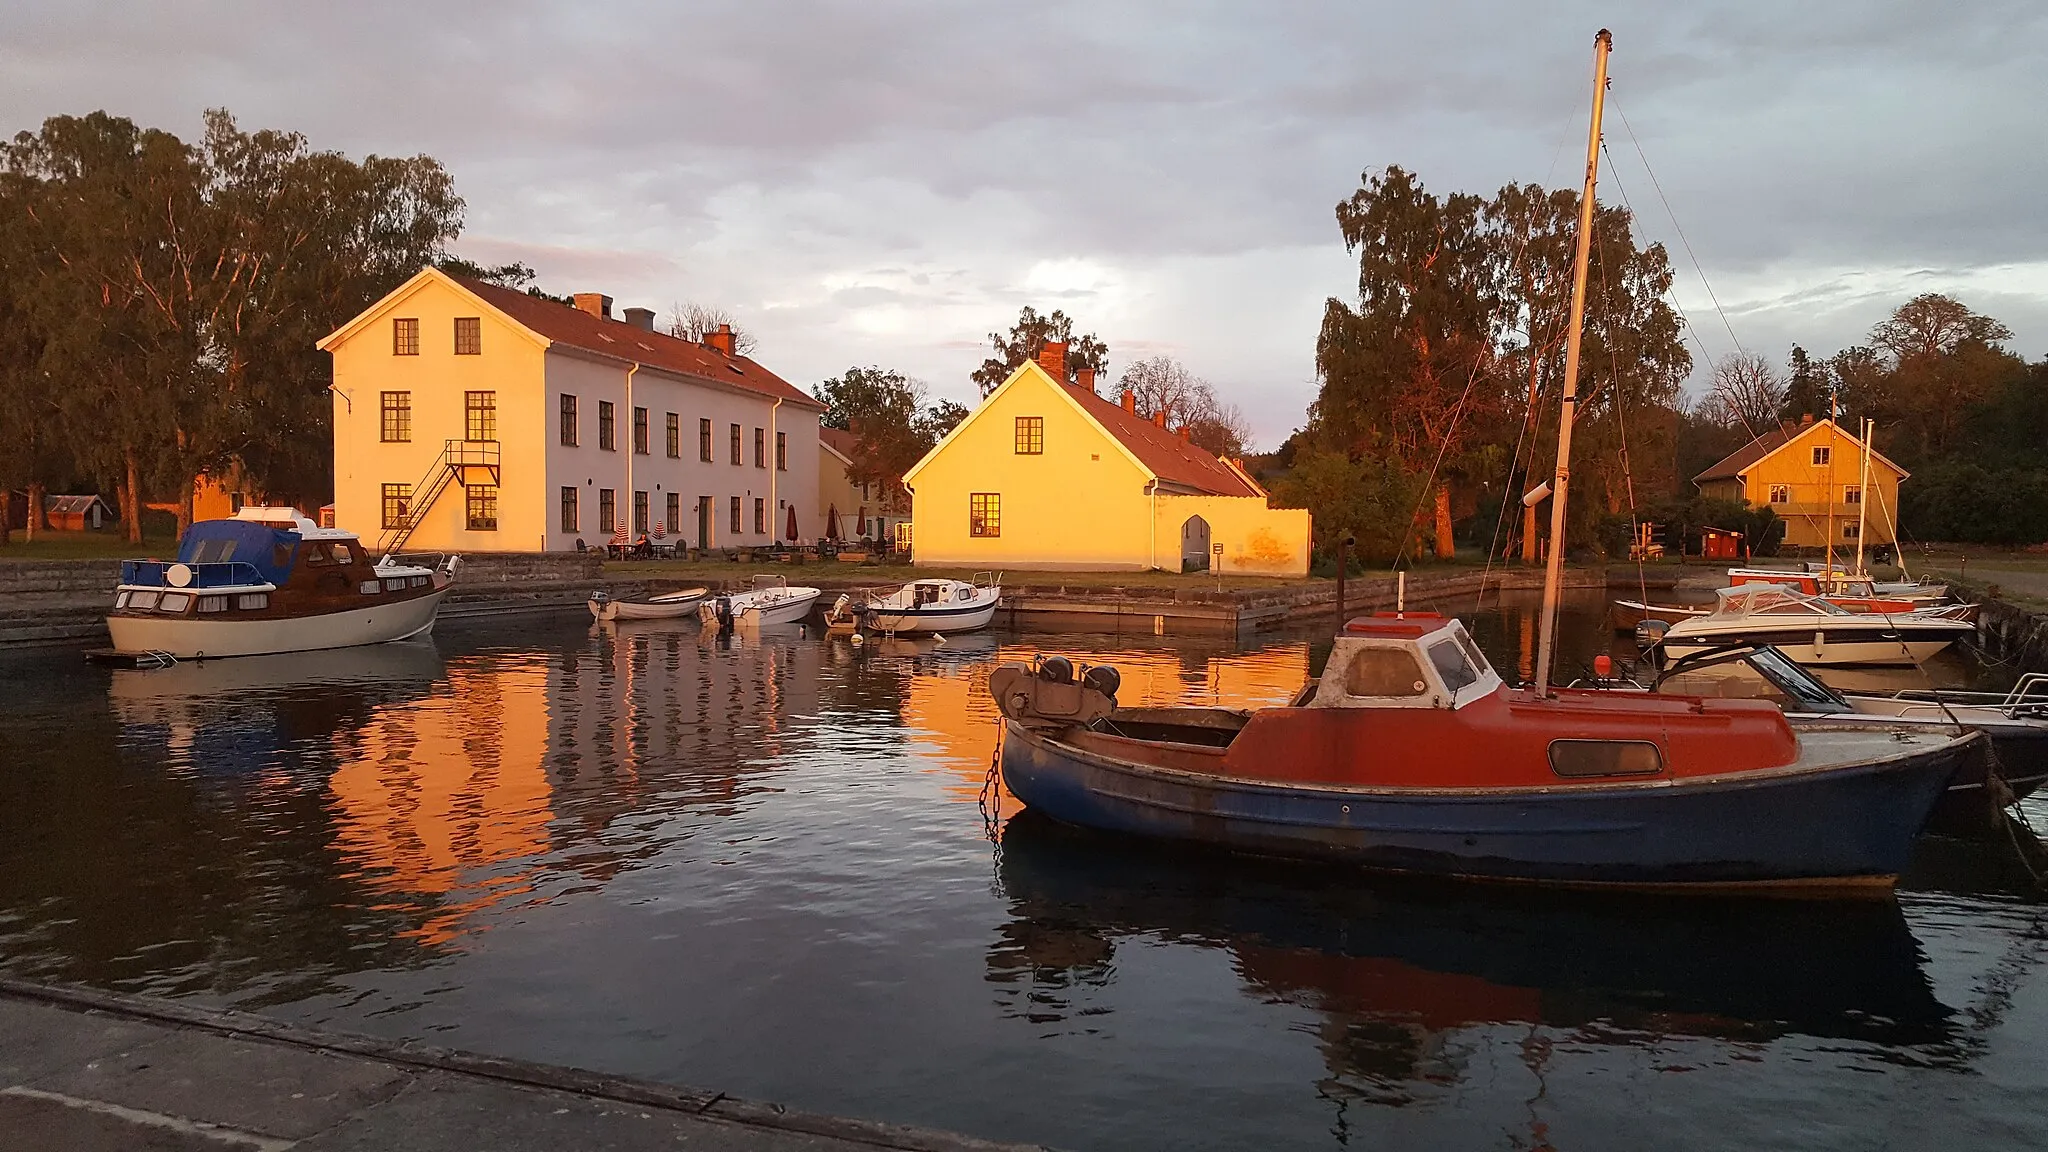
[5, 1, 2044, 447]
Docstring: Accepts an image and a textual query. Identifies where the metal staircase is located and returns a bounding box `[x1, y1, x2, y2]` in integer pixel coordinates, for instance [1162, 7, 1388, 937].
[377, 439, 500, 557]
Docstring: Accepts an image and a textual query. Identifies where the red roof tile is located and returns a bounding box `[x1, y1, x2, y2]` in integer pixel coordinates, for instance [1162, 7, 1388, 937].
[1694, 424, 1797, 483]
[456, 277, 821, 409]
[818, 426, 860, 458]
[1058, 381, 1261, 498]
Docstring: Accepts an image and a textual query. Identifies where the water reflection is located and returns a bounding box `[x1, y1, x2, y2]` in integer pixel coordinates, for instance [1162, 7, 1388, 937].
[992, 811, 1955, 1105]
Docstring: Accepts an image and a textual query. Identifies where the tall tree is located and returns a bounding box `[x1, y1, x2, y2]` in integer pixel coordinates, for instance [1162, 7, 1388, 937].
[666, 302, 758, 356]
[1117, 355, 1254, 457]
[1781, 345, 1828, 422]
[812, 367, 961, 505]
[972, 306, 1107, 396]
[1704, 352, 1785, 438]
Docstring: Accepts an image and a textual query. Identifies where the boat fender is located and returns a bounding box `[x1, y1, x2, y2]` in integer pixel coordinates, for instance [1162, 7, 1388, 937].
[444, 554, 462, 576]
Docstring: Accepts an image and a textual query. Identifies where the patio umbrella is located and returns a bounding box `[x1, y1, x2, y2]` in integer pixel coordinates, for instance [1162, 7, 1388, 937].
[786, 502, 799, 541]
[826, 504, 840, 541]
[856, 506, 868, 536]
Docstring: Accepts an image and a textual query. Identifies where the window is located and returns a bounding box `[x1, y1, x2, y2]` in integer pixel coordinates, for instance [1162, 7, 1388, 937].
[599, 401, 616, 450]
[560, 486, 579, 533]
[1427, 640, 1480, 693]
[454, 316, 481, 355]
[1811, 445, 1831, 466]
[380, 392, 412, 442]
[1844, 485, 1862, 504]
[465, 484, 498, 530]
[730, 423, 741, 465]
[1844, 523, 1861, 540]
[381, 483, 411, 530]
[1343, 648, 1429, 697]
[754, 498, 766, 534]
[666, 413, 680, 458]
[666, 492, 680, 534]
[560, 394, 578, 446]
[730, 495, 742, 534]
[392, 317, 418, 355]
[1768, 484, 1791, 504]
[159, 592, 192, 613]
[598, 488, 616, 533]
[1549, 739, 1663, 779]
[198, 595, 228, 613]
[699, 418, 713, 461]
[776, 431, 787, 471]
[1014, 416, 1044, 455]
[634, 406, 650, 455]
[753, 427, 766, 468]
[236, 592, 268, 611]
[969, 492, 1001, 537]
[634, 490, 650, 534]
[464, 391, 496, 441]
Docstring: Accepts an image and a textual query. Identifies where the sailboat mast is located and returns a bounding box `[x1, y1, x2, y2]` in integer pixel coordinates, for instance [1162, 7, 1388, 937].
[1534, 28, 1611, 698]
[1823, 382, 1838, 582]
[1855, 417, 1872, 574]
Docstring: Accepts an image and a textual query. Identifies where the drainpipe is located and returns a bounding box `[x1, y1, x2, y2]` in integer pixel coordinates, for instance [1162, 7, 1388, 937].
[1147, 480, 1158, 570]
[768, 397, 782, 544]
[624, 363, 639, 540]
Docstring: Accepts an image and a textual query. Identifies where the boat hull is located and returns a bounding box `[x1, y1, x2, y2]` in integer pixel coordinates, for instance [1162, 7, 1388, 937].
[1000, 721, 1969, 890]
[741, 590, 822, 626]
[107, 586, 450, 659]
[591, 595, 705, 621]
[868, 599, 998, 634]
[1663, 628, 1967, 667]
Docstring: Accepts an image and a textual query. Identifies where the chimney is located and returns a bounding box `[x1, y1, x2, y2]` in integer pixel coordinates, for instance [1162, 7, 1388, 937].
[1153, 410, 1167, 428]
[1120, 389, 1136, 413]
[622, 306, 655, 331]
[1036, 341, 1066, 379]
[1800, 412, 1814, 426]
[1077, 366, 1095, 393]
[572, 293, 613, 320]
[1179, 426, 1192, 442]
[706, 323, 736, 357]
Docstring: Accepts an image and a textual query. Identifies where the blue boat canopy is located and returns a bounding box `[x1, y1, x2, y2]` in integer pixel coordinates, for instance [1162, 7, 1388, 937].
[175, 519, 300, 585]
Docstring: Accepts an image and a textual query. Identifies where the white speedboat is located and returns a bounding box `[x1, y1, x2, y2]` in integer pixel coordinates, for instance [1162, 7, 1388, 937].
[1659, 584, 1975, 667]
[107, 507, 457, 659]
[589, 586, 708, 621]
[826, 574, 1001, 635]
[701, 574, 822, 628]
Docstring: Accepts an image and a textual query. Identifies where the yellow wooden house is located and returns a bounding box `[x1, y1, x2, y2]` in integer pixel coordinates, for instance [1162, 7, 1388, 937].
[902, 345, 1309, 575]
[1693, 415, 1907, 549]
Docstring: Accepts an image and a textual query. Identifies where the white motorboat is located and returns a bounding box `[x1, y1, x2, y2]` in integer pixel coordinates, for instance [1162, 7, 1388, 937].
[1659, 584, 1976, 667]
[825, 573, 1002, 635]
[589, 586, 709, 621]
[701, 574, 822, 628]
[107, 508, 457, 660]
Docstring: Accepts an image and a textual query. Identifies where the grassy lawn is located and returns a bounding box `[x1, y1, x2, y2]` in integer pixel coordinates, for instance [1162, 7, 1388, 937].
[0, 531, 176, 561]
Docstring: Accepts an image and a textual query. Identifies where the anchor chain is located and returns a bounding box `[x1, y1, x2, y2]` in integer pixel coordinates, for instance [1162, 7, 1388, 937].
[978, 718, 1006, 848]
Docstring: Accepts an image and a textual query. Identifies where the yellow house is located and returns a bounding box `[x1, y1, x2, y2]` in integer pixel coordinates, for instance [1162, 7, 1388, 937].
[319, 267, 824, 553]
[1694, 415, 1907, 549]
[902, 345, 1309, 574]
[817, 426, 908, 546]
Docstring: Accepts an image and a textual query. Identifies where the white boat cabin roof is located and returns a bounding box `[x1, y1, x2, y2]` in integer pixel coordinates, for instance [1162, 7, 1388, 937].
[232, 506, 357, 542]
[1312, 613, 1503, 711]
[1709, 585, 1851, 618]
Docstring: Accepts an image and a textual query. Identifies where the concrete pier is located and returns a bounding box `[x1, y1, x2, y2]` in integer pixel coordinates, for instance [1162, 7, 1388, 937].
[0, 979, 1039, 1152]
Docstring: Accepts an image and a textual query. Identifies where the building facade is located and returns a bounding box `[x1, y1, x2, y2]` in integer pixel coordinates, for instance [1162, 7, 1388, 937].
[902, 348, 1309, 574]
[1693, 416, 1907, 549]
[816, 426, 908, 547]
[321, 269, 824, 553]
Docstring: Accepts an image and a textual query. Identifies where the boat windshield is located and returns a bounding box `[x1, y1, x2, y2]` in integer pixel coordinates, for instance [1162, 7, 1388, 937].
[1746, 647, 1850, 711]
[1428, 637, 1481, 693]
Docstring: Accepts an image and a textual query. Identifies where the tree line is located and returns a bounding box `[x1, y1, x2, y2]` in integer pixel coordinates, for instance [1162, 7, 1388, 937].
[0, 110, 465, 543]
[1270, 163, 2048, 567]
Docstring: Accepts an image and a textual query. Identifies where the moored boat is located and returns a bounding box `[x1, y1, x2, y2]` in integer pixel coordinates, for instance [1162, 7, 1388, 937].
[1660, 584, 1976, 667]
[107, 508, 457, 660]
[589, 586, 709, 621]
[824, 573, 1001, 635]
[700, 574, 822, 628]
[992, 613, 1976, 890]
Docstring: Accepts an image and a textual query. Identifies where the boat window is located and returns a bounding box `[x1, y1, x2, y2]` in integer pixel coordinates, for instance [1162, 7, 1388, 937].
[1747, 648, 1848, 710]
[304, 543, 335, 566]
[411, 576, 429, 588]
[159, 592, 192, 613]
[273, 542, 294, 570]
[198, 595, 229, 613]
[1343, 647, 1429, 697]
[358, 580, 381, 595]
[237, 593, 269, 610]
[1549, 739, 1663, 778]
[332, 543, 358, 565]
[129, 590, 160, 611]
[1428, 639, 1481, 693]
[114, 591, 130, 609]
[383, 578, 408, 592]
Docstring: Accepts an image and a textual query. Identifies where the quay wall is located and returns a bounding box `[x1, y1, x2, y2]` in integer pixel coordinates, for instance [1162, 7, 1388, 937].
[1949, 579, 2048, 671]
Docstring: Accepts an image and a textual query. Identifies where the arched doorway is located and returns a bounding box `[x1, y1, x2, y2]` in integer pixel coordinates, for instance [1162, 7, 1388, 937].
[1180, 515, 1212, 572]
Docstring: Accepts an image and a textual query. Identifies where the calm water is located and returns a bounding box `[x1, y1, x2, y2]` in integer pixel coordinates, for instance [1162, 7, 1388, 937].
[2, 591, 2045, 1151]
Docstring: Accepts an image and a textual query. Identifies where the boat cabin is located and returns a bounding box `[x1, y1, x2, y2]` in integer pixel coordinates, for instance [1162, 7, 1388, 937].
[1311, 614, 1505, 711]
[1704, 584, 1852, 621]
[112, 508, 443, 623]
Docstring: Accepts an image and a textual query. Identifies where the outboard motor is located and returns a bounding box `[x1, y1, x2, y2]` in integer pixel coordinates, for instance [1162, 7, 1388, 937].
[1634, 618, 1669, 670]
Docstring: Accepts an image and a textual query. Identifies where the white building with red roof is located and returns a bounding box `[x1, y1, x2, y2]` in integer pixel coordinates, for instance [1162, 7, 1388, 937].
[902, 345, 1309, 574]
[320, 267, 825, 554]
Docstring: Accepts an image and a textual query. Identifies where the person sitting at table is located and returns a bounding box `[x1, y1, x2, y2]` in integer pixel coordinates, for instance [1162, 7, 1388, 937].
[609, 520, 631, 557]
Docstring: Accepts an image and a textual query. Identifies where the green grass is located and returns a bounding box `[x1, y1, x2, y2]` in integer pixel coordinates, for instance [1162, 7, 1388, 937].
[0, 531, 177, 561]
